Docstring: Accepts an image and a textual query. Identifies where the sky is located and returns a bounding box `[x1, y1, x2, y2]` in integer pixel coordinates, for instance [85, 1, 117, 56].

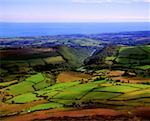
[0, 0, 149, 22]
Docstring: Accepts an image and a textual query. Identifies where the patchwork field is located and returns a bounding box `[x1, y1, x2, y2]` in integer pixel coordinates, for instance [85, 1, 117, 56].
[0, 72, 149, 120]
[116, 45, 150, 66]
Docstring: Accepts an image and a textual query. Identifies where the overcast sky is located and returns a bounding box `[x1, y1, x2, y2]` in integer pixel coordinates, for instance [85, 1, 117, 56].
[0, 0, 149, 22]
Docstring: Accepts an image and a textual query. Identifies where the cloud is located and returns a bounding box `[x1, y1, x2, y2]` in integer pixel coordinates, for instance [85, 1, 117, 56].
[142, 0, 150, 2]
[134, 0, 150, 2]
[72, 0, 150, 4]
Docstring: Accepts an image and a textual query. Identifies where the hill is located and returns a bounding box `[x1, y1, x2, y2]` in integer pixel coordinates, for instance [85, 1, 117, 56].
[57, 46, 93, 67]
[85, 45, 150, 77]
[0, 46, 94, 82]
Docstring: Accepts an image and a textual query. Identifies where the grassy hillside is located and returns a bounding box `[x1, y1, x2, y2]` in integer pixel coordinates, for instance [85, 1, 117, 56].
[116, 45, 150, 66]
[114, 45, 150, 77]
[0, 46, 94, 82]
[85, 45, 150, 76]
[84, 45, 118, 65]
[57, 46, 93, 67]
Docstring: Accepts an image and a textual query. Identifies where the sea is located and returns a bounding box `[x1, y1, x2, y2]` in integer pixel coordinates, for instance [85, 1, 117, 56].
[0, 22, 149, 37]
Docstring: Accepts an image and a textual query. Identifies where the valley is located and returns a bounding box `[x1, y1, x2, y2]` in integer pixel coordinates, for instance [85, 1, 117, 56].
[0, 31, 150, 121]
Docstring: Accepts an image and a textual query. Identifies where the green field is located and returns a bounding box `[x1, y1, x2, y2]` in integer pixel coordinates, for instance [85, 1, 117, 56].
[82, 92, 121, 100]
[44, 56, 65, 64]
[28, 102, 63, 112]
[3, 73, 50, 96]
[93, 85, 139, 93]
[0, 80, 18, 88]
[1, 75, 149, 112]
[53, 81, 106, 100]
[116, 46, 150, 66]
[7, 93, 41, 103]
[135, 65, 150, 70]
[112, 88, 150, 100]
